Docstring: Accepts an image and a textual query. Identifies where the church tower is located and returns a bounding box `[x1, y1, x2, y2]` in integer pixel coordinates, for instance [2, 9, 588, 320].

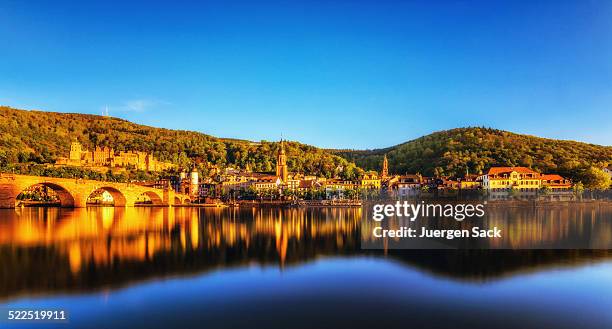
[382, 154, 389, 178]
[276, 140, 288, 183]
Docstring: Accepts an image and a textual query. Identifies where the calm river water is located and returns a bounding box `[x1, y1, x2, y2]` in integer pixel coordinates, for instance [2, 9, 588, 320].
[0, 206, 611, 329]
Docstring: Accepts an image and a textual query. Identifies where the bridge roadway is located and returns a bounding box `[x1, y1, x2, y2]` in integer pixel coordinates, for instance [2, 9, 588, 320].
[0, 173, 191, 208]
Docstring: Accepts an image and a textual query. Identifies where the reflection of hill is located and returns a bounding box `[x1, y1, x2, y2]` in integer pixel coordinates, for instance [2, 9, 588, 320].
[0, 207, 610, 300]
[382, 250, 612, 282]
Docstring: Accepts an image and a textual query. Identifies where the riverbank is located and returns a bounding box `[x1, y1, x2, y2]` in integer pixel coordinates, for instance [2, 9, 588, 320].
[235, 200, 362, 208]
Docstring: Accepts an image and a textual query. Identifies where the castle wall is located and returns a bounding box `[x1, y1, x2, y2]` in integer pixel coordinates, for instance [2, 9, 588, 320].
[59, 142, 175, 172]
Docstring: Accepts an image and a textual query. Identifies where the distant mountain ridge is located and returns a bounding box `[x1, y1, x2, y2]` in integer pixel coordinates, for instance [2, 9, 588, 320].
[332, 127, 612, 182]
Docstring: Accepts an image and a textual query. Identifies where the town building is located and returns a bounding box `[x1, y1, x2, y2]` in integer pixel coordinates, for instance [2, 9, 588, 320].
[251, 176, 283, 192]
[481, 166, 574, 199]
[540, 174, 574, 200]
[323, 179, 357, 199]
[396, 174, 423, 197]
[359, 171, 381, 189]
[218, 169, 280, 195]
[298, 179, 323, 193]
[458, 174, 481, 190]
[481, 167, 542, 198]
[435, 177, 460, 196]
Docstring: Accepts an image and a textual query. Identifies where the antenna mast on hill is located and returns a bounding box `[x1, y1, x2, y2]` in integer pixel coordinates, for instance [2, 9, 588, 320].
[105, 105, 109, 117]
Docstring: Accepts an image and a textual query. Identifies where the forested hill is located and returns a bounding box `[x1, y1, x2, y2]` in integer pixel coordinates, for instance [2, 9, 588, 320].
[3, 106, 610, 184]
[334, 127, 612, 182]
[0, 106, 362, 179]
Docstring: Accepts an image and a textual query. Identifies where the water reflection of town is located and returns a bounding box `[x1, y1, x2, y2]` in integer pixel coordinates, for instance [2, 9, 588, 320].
[0, 207, 361, 271]
[0, 207, 362, 299]
[0, 206, 610, 300]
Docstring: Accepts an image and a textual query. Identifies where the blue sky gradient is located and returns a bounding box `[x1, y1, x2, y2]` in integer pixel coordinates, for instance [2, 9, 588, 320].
[1, 0, 611, 148]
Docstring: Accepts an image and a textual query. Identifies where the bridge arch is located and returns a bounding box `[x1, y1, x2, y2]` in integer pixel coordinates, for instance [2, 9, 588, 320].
[86, 187, 127, 206]
[174, 196, 182, 205]
[16, 182, 76, 207]
[136, 190, 164, 206]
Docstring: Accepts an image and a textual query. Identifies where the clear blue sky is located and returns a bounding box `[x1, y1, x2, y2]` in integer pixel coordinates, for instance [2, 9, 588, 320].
[1, 0, 611, 148]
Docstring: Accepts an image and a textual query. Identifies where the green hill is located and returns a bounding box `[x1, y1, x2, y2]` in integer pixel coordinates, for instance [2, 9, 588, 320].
[0, 106, 362, 179]
[334, 127, 612, 183]
[2, 106, 610, 187]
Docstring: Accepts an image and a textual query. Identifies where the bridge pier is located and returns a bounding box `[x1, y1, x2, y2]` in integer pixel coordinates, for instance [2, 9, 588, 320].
[124, 194, 140, 207]
[165, 189, 175, 206]
[0, 181, 14, 208]
[0, 196, 15, 209]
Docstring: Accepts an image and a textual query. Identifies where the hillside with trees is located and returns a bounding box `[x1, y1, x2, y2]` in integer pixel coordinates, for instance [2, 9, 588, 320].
[334, 127, 612, 187]
[2, 107, 610, 188]
[0, 106, 362, 179]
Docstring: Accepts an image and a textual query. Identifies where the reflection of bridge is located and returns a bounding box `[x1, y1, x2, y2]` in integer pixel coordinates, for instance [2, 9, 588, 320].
[0, 173, 191, 208]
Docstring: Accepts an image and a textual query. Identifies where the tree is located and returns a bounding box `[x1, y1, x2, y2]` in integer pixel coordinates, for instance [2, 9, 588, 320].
[573, 182, 584, 200]
[580, 167, 610, 190]
[538, 186, 551, 198]
[0, 151, 7, 167]
[344, 188, 357, 200]
[508, 188, 518, 200]
[521, 155, 534, 168]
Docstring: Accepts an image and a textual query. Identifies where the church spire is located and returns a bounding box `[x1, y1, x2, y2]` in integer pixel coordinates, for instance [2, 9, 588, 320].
[382, 154, 389, 178]
[276, 139, 288, 183]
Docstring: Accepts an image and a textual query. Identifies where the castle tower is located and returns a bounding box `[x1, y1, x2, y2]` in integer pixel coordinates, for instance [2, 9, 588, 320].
[276, 140, 288, 184]
[69, 141, 83, 161]
[382, 154, 389, 178]
[145, 153, 155, 171]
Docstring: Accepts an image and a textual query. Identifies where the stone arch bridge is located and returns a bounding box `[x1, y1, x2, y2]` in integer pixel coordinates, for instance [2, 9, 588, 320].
[0, 173, 192, 208]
